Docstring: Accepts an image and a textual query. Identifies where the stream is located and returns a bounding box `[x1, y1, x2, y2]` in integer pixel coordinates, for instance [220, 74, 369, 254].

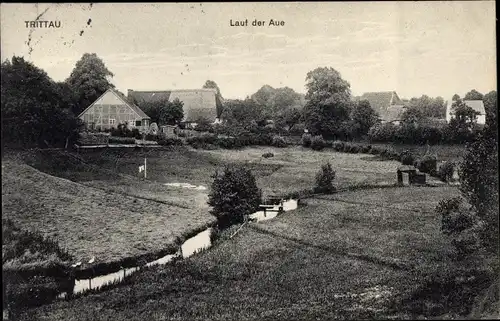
[58, 198, 298, 298]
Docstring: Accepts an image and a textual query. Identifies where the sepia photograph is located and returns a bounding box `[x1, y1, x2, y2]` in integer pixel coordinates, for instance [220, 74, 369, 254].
[1, 2, 498, 320]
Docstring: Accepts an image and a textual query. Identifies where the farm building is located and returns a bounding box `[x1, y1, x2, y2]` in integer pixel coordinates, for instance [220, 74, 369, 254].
[445, 99, 486, 125]
[127, 89, 222, 127]
[78, 89, 151, 132]
[357, 91, 407, 124]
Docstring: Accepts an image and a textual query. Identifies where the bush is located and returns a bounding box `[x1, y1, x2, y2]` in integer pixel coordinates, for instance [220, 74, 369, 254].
[109, 136, 136, 144]
[332, 141, 344, 152]
[314, 162, 336, 194]
[369, 146, 385, 155]
[215, 136, 241, 149]
[301, 133, 312, 147]
[158, 137, 183, 146]
[77, 132, 109, 146]
[310, 135, 327, 151]
[438, 161, 455, 182]
[400, 150, 415, 166]
[207, 165, 262, 228]
[271, 135, 287, 148]
[361, 145, 371, 153]
[368, 122, 398, 142]
[186, 133, 217, 146]
[418, 154, 438, 175]
[436, 197, 484, 259]
[262, 152, 274, 158]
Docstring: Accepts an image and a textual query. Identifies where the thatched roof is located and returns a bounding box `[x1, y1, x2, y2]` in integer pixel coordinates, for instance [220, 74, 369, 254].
[128, 89, 219, 122]
[358, 91, 406, 122]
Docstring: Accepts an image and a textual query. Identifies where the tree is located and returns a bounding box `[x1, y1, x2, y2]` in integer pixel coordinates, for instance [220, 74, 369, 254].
[407, 95, 446, 118]
[459, 130, 498, 252]
[483, 91, 497, 135]
[1, 56, 83, 148]
[251, 85, 275, 107]
[207, 165, 262, 228]
[303, 67, 352, 138]
[351, 99, 379, 137]
[160, 98, 184, 125]
[464, 89, 484, 101]
[452, 94, 461, 101]
[203, 80, 224, 118]
[66, 53, 115, 115]
[446, 98, 480, 143]
[314, 162, 336, 194]
[222, 98, 265, 127]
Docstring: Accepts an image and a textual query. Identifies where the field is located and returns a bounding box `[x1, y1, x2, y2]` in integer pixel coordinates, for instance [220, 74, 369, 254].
[368, 143, 466, 162]
[1, 159, 214, 266]
[2, 145, 445, 269]
[29, 146, 404, 198]
[20, 186, 463, 320]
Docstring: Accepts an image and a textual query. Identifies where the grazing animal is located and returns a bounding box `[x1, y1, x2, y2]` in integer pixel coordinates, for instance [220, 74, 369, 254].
[88, 256, 95, 264]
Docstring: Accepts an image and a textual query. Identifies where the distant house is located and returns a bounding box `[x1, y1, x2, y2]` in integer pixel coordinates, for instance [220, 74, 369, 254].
[127, 89, 222, 127]
[357, 91, 407, 124]
[445, 99, 486, 125]
[78, 89, 151, 132]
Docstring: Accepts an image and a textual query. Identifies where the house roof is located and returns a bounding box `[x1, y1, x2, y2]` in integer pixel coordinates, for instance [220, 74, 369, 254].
[446, 99, 486, 115]
[128, 89, 219, 122]
[359, 91, 405, 121]
[78, 88, 150, 119]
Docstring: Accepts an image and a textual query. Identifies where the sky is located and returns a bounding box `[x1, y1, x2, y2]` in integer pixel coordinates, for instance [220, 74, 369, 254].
[0, 2, 496, 100]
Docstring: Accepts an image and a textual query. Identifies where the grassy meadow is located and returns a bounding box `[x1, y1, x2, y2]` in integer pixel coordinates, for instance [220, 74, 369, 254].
[19, 186, 463, 320]
[2, 145, 445, 269]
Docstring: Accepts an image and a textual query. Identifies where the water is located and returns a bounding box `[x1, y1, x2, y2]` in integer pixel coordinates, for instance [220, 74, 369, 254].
[65, 229, 212, 296]
[164, 182, 207, 190]
[181, 228, 212, 258]
[249, 199, 298, 222]
[58, 198, 298, 298]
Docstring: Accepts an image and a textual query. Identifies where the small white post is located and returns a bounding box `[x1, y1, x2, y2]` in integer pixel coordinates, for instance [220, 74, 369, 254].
[144, 157, 147, 179]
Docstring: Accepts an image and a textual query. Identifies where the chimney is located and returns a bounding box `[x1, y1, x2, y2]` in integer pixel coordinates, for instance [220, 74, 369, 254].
[127, 89, 133, 98]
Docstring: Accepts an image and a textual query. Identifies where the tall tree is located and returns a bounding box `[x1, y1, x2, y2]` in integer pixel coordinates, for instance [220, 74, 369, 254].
[1, 57, 82, 148]
[351, 99, 379, 137]
[464, 89, 484, 101]
[302, 67, 352, 138]
[66, 53, 115, 115]
[407, 95, 446, 118]
[203, 80, 224, 118]
[483, 90, 497, 135]
[160, 98, 184, 125]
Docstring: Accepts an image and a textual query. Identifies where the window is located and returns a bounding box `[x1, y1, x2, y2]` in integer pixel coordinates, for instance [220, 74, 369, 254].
[135, 120, 142, 126]
[109, 119, 116, 125]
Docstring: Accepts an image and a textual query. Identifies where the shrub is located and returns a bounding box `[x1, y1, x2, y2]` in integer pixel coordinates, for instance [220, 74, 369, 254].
[368, 122, 398, 142]
[109, 136, 136, 144]
[314, 162, 336, 194]
[301, 133, 313, 147]
[145, 133, 160, 141]
[400, 150, 415, 166]
[262, 152, 274, 158]
[369, 146, 385, 155]
[360, 145, 371, 153]
[436, 197, 484, 259]
[418, 154, 438, 175]
[349, 145, 361, 153]
[310, 135, 327, 151]
[77, 132, 109, 145]
[215, 136, 241, 149]
[271, 135, 287, 148]
[438, 161, 455, 182]
[158, 137, 183, 146]
[332, 141, 344, 152]
[207, 165, 262, 228]
[186, 133, 217, 146]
